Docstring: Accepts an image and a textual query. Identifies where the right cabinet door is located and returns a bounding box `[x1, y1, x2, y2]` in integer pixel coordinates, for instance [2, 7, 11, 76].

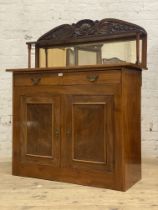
[63, 95, 114, 172]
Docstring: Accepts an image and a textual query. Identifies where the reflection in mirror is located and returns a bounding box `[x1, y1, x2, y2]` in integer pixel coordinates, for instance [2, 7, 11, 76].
[39, 39, 141, 68]
[48, 48, 66, 67]
[39, 48, 46, 68]
[66, 48, 75, 66]
[102, 40, 137, 64]
[78, 50, 97, 65]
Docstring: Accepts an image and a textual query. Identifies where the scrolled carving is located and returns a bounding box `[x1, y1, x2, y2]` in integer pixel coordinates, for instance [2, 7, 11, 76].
[73, 19, 97, 37]
[97, 19, 145, 35]
[36, 18, 147, 47]
[40, 24, 74, 41]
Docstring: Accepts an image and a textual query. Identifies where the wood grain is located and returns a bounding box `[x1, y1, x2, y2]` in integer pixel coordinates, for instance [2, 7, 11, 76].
[11, 66, 142, 191]
[27, 103, 53, 157]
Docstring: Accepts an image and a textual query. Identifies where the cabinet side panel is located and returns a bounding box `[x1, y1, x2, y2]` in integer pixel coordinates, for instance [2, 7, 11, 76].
[13, 79, 21, 175]
[122, 69, 141, 190]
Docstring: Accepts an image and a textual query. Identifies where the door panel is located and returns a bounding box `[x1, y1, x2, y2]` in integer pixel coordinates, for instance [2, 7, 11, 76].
[27, 104, 53, 157]
[72, 103, 105, 163]
[63, 95, 114, 172]
[20, 95, 60, 166]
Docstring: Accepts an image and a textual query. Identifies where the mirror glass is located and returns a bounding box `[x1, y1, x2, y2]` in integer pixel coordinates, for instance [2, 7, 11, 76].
[39, 40, 141, 68]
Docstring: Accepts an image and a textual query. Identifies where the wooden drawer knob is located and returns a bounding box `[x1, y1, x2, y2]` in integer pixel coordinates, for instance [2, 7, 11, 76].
[87, 75, 99, 82]
[31, 77, 41, 85]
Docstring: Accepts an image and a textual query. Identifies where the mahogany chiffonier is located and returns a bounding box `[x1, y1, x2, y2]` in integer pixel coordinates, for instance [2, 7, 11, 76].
[7, 18, 147, 191]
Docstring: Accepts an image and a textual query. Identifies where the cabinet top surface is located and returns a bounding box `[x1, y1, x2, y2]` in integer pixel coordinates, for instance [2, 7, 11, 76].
[6, 63, 143, 74]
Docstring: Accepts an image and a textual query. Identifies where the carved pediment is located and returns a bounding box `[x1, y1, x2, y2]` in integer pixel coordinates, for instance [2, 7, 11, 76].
[37, 18, 147, 47]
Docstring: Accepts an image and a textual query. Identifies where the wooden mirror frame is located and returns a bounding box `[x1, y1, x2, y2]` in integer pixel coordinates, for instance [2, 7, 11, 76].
[26, 18, 147, 69]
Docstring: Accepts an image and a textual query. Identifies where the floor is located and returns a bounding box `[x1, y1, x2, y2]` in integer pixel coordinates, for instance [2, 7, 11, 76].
[0, 159, 158, 210]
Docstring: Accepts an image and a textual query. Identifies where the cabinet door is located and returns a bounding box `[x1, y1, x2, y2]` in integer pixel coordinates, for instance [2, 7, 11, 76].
[62, 95, 114, 171]
[20, 95, 60, 166]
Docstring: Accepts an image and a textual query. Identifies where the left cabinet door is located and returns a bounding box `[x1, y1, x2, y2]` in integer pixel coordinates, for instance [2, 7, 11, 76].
[15, 94, 61, 167]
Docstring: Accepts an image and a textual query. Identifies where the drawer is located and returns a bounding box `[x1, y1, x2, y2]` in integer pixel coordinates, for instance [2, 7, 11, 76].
[14, 70, 121, 86]
[62, 70, 121, 85]
[14, 73, 61, 86]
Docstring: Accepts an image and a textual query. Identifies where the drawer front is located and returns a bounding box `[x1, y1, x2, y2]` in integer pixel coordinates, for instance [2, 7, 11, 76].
[14, 71, 121, 86]
[62, 70, 121, 85]
[14, 73, 61, 86]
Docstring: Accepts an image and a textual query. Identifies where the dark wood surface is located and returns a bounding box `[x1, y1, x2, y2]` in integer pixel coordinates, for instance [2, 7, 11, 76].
[121, 69, 142, 189]
[11, 66, 142, 191]
[13, 70, 121, 87]
[27, 103, 53, 156]
[20, 95, 61, 166]
[36, 18, 147, 47]
[62, 95, 114, 172]
[6, 63, 144, 73]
